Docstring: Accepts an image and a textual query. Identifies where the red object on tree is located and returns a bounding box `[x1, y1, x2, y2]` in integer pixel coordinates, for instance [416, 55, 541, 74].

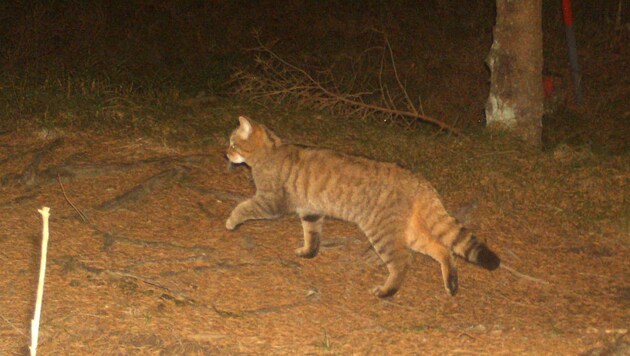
[543, 77, 555, 98]
[561, 0, 582, 103]
[562, 0, 574, 26]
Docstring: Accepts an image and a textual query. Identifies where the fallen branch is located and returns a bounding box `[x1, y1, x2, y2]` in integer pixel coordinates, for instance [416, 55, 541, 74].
[188, 259, 257, 273]
[62, 257, 195, 305]
[90, 225, 215, 254]
[212, 300, 313, 318]
[96, 167, 185, 211]
[54, 178, 215, 253]
[40, 154, 213, 182]
[234, 33, 461, 135]
[240, 300, 313, 315]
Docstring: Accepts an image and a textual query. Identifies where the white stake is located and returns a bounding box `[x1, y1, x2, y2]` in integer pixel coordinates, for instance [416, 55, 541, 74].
[30, 207, 50, 356]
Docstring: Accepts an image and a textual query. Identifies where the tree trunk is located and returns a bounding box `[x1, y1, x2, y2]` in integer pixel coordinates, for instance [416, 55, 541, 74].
[486, 0, 543, 147]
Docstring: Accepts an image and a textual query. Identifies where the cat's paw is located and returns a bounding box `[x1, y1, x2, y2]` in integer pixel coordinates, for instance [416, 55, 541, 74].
[225, 218, 238, 231]
[371, 285, 398, 298]
[445, 269, 458, 296]
[294, 246, 318, 259]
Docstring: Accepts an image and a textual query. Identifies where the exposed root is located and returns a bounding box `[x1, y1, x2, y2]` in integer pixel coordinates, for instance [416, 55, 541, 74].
[212, 300, 314, 318]
[121, 255, 211, 271]
[40, 154, 212, 182]
[63, 257, 196, 305]
[52, 166, 216, 252]
[0, 138, 63, 186]
[0, 193, 39, 208]
[89, 224, 215, 254]
[22, 139, 64, 185]
[103, 270, 196, 305]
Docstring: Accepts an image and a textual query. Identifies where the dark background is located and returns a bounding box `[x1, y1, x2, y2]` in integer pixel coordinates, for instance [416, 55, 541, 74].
[0, 0, 627, 152]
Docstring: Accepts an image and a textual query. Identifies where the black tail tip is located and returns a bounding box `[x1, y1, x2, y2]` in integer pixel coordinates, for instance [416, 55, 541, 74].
[477, 246, 500, 270]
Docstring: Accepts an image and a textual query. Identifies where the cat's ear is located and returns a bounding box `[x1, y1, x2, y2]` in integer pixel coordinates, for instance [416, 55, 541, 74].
[237, 116, 253, 139]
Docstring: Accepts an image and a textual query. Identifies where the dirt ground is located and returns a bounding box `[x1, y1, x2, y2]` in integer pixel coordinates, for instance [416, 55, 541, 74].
[0, 130, 628, 355]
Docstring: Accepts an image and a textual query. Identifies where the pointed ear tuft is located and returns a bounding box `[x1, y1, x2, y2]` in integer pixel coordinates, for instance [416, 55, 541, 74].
[237, 116, 253, 139]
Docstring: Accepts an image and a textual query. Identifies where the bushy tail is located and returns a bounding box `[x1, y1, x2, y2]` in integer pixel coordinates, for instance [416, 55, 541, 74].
[417, 196, 500, 270]
[450, 228, 500, 270]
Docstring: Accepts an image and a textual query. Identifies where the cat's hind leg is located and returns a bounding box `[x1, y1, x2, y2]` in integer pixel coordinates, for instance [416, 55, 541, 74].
[295, 213, 323, 258]
[371, 255, 411, 298]
[368, 230, 411, 298]
[409, 239, 458, 296]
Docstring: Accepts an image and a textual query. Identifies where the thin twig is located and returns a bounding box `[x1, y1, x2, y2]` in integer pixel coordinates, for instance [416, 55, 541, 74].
[96, 167, 184, 211]
[500, 263, 550, 285]
[384, 34, 419, 117]
[58, 175, 90, 223]
[260, 41, 458, 133]
[103, 270, 195, 304]
[379, 48, 395, 111]
[0, 313, 28, 338]
[235, 33, 461, 135]
[212, 300, 313, 318]
[89, 224, 215, 254]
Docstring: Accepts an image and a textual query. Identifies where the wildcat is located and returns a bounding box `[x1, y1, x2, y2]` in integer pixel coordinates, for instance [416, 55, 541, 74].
[225, 116, 500, 297]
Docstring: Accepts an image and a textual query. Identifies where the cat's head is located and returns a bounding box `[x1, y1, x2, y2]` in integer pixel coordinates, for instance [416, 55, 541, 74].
[227, 116, 282, 165]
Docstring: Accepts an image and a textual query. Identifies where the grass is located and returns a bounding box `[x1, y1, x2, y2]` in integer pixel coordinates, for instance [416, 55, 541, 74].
[0, 72, 237, 139]
[316, 329, 332, 352]
[1, 1, 626, 151]
[0, 2, 625, 249]
[400, 325, 430, 333]
[1, 72, 624, 238]
[0, 3, 627, 355]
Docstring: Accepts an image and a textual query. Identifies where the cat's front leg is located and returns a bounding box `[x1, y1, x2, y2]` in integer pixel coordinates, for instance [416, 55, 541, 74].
[295, 213, 324, 258]
[225, 196, 284, 230]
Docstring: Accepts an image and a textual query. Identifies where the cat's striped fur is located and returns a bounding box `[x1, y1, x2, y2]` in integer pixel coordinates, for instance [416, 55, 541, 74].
[225, 116, 500, 297]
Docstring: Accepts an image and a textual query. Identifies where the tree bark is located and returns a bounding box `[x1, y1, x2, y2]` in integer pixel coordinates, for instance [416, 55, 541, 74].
[486, 0, 543, 147]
